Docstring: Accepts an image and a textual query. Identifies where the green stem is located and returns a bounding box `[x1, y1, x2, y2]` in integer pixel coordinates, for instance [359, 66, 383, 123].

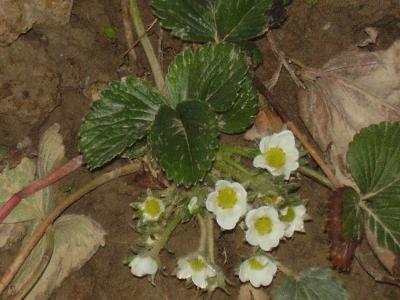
[206, 213, 215, 264]
[150, 209, 184, 256]
[219, 144, 257, 159]
[298, 166, 333, 190]
[196, 214, 207, 255]
[220, 154, 254, 177]
[129, 0, 166, 95]
[214, 161, 249, 183]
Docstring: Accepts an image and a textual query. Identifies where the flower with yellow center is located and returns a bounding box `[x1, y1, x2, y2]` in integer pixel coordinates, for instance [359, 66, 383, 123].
[176, 254, 216, 289]
[245, 206, 285, 251]
[280, 205, 307, 238]
[139, 196, 165, 222]
[206, 180, 247, 230]
[238, 255, 278, 287]
[253, 130, 299, 180]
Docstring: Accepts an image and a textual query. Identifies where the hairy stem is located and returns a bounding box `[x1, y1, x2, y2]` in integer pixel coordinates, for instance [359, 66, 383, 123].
[220, 154, 253, 177]
[214, 161, 249, 183]
[219, 144, 258, 160]
[206, 213, 215, 264]
[0, 161, 142, 295]
[129, 0, 166, 95]
[196, 214, 207, 255]
[298, 166, 334, 190]
[150, 209, 184, 256]
[0, 156, 83, 224]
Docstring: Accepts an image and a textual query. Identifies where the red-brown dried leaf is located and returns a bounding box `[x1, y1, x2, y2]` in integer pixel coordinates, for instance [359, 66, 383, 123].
[327, 188, 361, 271]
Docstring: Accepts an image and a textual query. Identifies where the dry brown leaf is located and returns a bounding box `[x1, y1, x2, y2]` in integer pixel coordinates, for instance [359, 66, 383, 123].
[237, 283, 270, 300]
[244, 109, 284, 140]
[298, 40, 400, 187]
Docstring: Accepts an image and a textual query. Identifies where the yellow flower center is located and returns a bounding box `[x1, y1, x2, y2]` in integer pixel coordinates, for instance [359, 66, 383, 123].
[264, 147, 286, 168]
[143, 197, 162, 217]
[262, 194, 279, 205]
[254, 217, 273, 235]
[249, 258, 266, 270]
[281, 207, 296, 223]
[217, 188, 238, 209]
[190, 258, 206, 271]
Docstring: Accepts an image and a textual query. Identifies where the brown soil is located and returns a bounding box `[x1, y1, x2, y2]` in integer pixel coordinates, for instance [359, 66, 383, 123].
[1, 0, 400, 299]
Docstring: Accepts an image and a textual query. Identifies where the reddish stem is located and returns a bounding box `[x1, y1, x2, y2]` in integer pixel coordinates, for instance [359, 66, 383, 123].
[0, 155, 83, 224]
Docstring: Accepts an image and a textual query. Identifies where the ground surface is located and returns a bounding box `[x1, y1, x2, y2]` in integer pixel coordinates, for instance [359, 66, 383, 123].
[1, 0, 400, 299]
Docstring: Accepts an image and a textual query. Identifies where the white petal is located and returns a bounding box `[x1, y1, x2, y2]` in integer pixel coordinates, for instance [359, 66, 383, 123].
[284, 223, 296, 238]
[215, 180, 232, 190]
[276, 130, 296, 149]
[253, 155, 267, 169]
[192, 272, 208, 289]
[259, 136, 272, 153]
[129, 256, 158, 277]
[245, 228, 261, 246]
[216, 211, 240, 230]
[205, 191, 218, 212]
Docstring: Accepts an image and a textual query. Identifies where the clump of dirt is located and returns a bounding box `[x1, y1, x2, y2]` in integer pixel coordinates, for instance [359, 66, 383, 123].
[0, 0, 400, 299]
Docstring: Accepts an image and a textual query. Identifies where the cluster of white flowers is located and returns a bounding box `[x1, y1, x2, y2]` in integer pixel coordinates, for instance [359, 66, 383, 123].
[129, 130, 307, 290]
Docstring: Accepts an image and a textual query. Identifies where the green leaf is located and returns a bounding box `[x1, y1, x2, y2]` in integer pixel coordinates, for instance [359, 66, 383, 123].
[214, 0, 272, 42]
[79, 77, 166, 169]
[273, 268, 349, 300]
[153, 0, 272, 43]
[150, 101, 218, 186]
[218, 78, 257, 134]
[122, 137, 149, 160]
[348, 122, 400, 252]
[166, 43, 248, 112]
[239, 41, 263, 66]
[342, 187, 363, 240]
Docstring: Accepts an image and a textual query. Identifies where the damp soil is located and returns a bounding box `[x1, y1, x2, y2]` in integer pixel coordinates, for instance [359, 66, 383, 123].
[1, 0, 400, 299]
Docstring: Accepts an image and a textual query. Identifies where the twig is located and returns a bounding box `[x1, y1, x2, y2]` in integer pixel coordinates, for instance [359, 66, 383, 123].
[122, 18, 158, 58]
[0, 156, 83, 224]
[253, 77, 342, 189]
[355, 247, 400, 287]
[129, 0, 166, 95]
[0, 161, 142, 295]
[267, 31, 306, 89]
[121, 0, 137, 64]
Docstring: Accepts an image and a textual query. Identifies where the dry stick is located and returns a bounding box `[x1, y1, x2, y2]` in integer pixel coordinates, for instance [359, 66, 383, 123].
[129, 0, 166, 94]
[121, 0, 137, 63]
[266, 30, 306, 89]
[355, 248, 400, 287]
[0, 161, 142, 295]
[253, 77, 342, 189]
[122, 18, 158, 58]
[0, 155, 83, 224]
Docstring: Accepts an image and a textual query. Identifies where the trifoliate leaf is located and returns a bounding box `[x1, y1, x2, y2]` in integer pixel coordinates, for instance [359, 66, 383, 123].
[0, 158, 41, 223]
[273, 268, 349, 300]
[347, 122, 400, 253]
[239, 41, 263, 66]
[150, 101, 218, 187]
[166, 43, 248, 112]
[122, 137, 149, 160]
[153, 0, 273, 43]
[342, 187, 363, 240]
[79, 77, 166, 169]
[218, 78, 258, 134]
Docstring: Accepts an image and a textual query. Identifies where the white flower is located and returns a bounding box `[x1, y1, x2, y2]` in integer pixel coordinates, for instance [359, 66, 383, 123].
[139, 196, 165, 222]
[206, 180, 247, 230]
[188, 196, 199, 214]
[245, 206, 285, 251]
[238, 255, 278, 287]
[129, 255, 158, 277]
[253, 130, 299, 180]
[280, 205, 307, 238]
[176, 254, 216, 289]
